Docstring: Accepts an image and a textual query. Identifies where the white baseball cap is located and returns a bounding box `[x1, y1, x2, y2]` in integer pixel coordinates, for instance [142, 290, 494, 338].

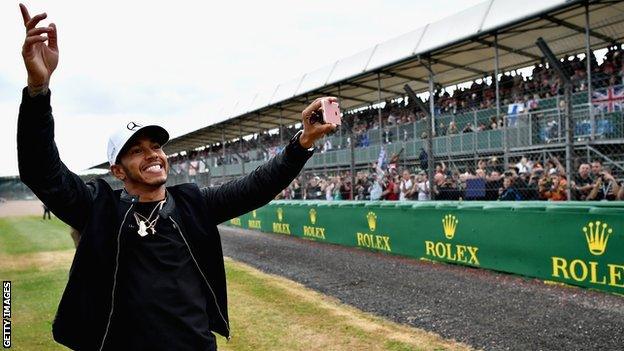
[107, 122, 169, 166]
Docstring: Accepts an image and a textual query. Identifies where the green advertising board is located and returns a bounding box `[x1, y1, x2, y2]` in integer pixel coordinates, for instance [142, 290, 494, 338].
[223, 201, 624, 295]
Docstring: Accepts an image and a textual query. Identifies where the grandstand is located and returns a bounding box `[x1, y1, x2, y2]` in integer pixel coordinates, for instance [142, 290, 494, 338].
[3, 0, 624, 201]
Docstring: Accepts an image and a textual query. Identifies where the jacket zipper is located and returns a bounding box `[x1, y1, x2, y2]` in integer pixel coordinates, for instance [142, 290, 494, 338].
[98, 204, 134, 351]
[170, 217, 231, 341]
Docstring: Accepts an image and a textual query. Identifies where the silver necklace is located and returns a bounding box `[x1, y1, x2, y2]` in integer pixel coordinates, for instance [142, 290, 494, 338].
[133, 199, 166, 237]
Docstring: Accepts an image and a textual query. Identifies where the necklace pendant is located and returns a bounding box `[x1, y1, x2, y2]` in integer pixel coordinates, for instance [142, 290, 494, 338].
[137, 221, 148, 237]
[150, 227, 156, 235]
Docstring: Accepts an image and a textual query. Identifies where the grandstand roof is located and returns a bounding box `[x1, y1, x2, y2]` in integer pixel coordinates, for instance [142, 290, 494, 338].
[93, 0, 624, 169]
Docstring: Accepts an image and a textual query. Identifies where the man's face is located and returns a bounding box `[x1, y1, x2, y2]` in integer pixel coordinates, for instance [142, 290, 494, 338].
[578, 164, 590, 177]
[112, 135, 168, 188]
[503, 177, 512, 188]
[402, 170, 410, 181]
[434, 173, 445, 185]
[591, 162, 602, 175]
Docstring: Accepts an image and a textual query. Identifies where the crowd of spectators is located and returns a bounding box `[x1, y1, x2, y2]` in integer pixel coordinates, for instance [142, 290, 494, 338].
[276, 156, 624, 202]
[166, 47, 624, 183]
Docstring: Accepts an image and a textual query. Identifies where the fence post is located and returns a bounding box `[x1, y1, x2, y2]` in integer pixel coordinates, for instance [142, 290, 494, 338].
[503, 115, 509, 169]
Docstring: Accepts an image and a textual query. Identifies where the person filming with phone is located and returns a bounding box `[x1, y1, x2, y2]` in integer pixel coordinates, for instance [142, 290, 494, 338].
[16, 4, 338, 350]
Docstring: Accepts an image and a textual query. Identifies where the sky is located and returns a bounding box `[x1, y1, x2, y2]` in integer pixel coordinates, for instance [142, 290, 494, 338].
[0, 0, 485, 177]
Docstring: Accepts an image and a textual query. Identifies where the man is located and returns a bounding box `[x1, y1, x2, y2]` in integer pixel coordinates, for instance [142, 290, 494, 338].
[498, 174, 522, 201]
[586, 167, 620, 201]
[433, 173, 460, 200]
[42, 203, 51, 220]
[571, 163, 593, 200]
[485, 171, 503, 200]
[304, 176, 323, 200]
[398, 169, 413, 201]
[17, 4, 336, 350]
[381, 173, 398, 201]
[539, 169, 568, 201]
[339, 176, 352, 200]
[415, 171, 430, 201]
[369, 173, 383, 201]
[591, 160, 603, 179]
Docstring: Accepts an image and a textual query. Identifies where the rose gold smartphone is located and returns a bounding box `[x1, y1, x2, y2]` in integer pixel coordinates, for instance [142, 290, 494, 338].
[321, 99, 342, 125]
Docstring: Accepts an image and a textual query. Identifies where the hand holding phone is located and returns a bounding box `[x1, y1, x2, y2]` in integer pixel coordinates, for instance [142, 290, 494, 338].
[309, 98, 342, 125]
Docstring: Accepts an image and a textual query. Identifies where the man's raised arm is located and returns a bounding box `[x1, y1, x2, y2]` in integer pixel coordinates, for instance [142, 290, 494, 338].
[17, 4, 93, 231]
[202, 98, 338, 224]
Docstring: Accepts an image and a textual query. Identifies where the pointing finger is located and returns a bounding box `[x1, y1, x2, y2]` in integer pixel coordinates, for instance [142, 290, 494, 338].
[26, 12, 47, 31]
[19, 3, 31, 26]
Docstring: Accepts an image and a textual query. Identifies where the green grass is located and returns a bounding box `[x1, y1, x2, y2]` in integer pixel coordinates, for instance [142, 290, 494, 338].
[0, 266, 68, 350]
[0, 216, 471, 351]
[0, 216, 74, 255]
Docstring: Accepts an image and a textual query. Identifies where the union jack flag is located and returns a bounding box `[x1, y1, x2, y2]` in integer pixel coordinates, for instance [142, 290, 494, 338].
[592, 86, 624, 113]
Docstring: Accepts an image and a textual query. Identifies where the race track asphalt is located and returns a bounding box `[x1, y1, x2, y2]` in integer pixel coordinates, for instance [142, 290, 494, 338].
[219, 225, 624, 351]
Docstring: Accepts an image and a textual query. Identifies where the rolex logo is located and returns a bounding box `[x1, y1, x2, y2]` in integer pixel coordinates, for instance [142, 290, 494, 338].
[583, 221, 613, 256]
[277, 208, 283, 222]
[252, 210, 257, 219]
[309, 208, 317, 225]
[366, 211, 377, 232]
[442, 214, 458, 239]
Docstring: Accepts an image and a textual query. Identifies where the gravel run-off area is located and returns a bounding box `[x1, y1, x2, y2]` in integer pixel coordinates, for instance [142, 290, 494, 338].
[220, 226, 624, 351]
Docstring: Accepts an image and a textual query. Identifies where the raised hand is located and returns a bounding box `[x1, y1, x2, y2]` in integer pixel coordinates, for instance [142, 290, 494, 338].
[299, 97, 339, 148]
[19, 3, 58, 95]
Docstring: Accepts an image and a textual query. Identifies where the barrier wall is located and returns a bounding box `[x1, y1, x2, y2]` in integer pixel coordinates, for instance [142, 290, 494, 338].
[224, 201, 624, 295]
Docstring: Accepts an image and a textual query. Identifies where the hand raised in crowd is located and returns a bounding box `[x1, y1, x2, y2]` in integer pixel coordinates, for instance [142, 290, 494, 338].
[19, 3, 58, 96]
[299, 97, 339, 148]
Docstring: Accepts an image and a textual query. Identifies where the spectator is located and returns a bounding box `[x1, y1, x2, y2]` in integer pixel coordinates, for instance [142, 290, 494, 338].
[539, 169, 568, 201]
[590, 160, 603, 179]
[433, 174, 461, 200]
[523, 168, 543, 200]
[485, 171, 503, 200]
[369, 174, 383, 200]
[419, 148, 428, 171]
[381, 174, 399, 201]
[399, 170, 413, 201]
[572, 163, 593, 200]
[498, 175, 522, 201]
[415, 171, 431, 201]
[340, 177, 353, 200]
[448, 121, 459, 135]
[323, 178, 335, 201]
[587, 167, 620, 201]
[304, 177, 323, 200]
[292, 178, 302, 199]
[462, 123, 475, 133]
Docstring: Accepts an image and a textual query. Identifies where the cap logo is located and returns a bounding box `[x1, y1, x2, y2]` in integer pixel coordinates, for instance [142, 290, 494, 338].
[127, 122, 143, 131]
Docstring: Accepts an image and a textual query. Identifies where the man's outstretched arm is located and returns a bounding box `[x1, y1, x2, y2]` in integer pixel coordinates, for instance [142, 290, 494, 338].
[202, 98, 338, 224]
[17, 4, 93, 231]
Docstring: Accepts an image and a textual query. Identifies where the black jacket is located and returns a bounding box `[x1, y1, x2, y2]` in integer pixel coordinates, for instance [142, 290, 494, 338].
[17, 88, 314, 350]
